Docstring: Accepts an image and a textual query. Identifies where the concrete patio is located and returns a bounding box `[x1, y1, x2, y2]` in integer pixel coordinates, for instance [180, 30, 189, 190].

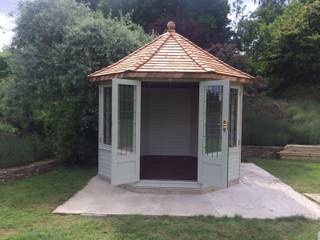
[54, 163, 320, 219]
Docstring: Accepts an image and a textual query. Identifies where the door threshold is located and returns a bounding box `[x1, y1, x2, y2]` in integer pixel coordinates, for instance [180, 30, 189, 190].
[123, 180, 216, 194]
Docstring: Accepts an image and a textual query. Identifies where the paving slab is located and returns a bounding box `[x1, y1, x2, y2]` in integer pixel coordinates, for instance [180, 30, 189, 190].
[54, 163, 320, 219]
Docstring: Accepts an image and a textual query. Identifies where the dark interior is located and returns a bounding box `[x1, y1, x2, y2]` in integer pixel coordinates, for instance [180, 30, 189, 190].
[140, 155, 197, 181]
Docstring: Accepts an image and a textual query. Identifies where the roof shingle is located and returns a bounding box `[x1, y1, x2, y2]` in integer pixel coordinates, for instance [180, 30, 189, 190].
[89, 22, 254, 83]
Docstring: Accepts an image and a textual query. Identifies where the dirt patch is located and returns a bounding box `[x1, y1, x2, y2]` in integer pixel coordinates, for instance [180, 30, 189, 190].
[0, 228, 17, 237]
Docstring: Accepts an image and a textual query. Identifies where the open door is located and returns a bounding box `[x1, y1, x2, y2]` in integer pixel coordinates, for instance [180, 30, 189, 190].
[111, 79, 141, 185]
[198, 80, 229, 188]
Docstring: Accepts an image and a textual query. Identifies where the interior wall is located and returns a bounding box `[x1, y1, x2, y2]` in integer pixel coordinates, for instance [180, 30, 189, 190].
[141, 84, 198, 157]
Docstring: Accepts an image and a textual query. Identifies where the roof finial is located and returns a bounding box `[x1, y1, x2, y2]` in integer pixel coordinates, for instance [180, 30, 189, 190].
[167, 21, 176, 32]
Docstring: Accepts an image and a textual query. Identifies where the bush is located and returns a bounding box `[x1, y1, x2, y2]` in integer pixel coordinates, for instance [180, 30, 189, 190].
[286, 100, 320, 144]
[0, 121, 16, 135]
[243, 96, 320, 146]
[0, 134, 52, 169]
[242, 96, 290, 146]
[3, 0, 151, 164]
[0, 135, 34, 168]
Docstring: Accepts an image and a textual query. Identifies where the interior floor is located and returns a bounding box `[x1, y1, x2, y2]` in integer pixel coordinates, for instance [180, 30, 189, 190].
[140, 155, 197, 181]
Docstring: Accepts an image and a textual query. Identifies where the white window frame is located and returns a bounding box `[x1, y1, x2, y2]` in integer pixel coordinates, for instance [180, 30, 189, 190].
[99, 83, 112, 151]
[229, 84, 242, 150]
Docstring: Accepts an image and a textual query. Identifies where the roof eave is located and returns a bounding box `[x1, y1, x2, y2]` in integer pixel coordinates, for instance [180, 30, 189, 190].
[88, 71, 255, 84]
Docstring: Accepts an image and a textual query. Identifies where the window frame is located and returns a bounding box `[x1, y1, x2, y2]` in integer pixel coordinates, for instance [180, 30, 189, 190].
[117, 84, 137, 156]
[204, 85, 224, 156]
[228, 85, 242, 149]
[99, 84, 112, 150]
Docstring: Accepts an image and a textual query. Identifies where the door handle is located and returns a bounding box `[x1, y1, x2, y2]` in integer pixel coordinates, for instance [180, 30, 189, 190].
[223, 120, 228, 132]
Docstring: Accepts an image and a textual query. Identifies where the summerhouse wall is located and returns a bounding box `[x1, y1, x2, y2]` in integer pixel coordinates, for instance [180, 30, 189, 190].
[140, 86, 199, 157]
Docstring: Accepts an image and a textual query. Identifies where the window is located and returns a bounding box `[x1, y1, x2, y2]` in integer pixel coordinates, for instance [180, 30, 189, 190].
[103, 87, 112, 145]
[229, 88, 238, 147]
[204, 86, 223, 155]
[118, 84, 136, 155]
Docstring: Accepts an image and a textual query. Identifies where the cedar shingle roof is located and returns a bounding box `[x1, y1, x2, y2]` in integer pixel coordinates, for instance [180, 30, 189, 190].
[89, 22, 254, 83]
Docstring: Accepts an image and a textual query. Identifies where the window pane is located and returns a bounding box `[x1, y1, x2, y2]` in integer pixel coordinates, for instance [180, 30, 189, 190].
[118, 85, 136, 155]
[229, 88, 238, 147]
[204, 86, 223, 156]
[103, 87, 112, 145]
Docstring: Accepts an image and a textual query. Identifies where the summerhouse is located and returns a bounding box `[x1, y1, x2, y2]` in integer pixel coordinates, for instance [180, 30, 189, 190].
[89, 22, 254, 191]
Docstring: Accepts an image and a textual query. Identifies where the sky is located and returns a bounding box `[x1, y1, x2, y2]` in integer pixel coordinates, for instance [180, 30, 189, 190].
[0, 0, 257, 50]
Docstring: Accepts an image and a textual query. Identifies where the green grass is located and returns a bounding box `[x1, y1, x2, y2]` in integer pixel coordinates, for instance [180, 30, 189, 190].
[0, 166, 320, 239]
[251, 158, 320, 193]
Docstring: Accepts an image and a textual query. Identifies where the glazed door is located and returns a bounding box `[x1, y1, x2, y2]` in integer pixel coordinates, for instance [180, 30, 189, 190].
[198, 80, 229, 188]
[111, 79, 141, 185]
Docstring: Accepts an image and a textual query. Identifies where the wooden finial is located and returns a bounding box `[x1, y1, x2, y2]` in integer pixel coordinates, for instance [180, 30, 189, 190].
[167, 21, 176, 32]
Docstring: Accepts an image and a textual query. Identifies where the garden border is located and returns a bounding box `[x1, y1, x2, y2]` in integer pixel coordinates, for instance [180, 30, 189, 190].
[242, 145, 283, 160]
[0, 159, 60, 181]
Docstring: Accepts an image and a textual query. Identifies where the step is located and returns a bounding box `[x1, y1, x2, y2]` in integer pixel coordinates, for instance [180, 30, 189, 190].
[123, 180, 216, 194]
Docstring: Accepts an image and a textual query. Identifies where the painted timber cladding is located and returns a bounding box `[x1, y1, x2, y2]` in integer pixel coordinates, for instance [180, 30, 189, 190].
[98, 148, 112, 179]
[98, 85, 112, 180]
[228, 149, 241, 181]
[141, 87, 198, 157]
[228, 85, 243, 182]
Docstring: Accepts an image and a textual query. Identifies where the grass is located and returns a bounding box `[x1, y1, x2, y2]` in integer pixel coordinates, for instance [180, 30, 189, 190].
[251, 158, 320, 193]
[0, 166, 320, 239]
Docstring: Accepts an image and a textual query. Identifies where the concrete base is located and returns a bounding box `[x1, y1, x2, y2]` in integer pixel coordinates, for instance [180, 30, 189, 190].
[304, 193, 320, 204]
[53, 163, 320, 219]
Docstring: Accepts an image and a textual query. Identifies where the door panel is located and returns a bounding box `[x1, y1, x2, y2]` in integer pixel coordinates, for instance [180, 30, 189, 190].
[111, 79, 141, 185]
[198, 80, 229, 188]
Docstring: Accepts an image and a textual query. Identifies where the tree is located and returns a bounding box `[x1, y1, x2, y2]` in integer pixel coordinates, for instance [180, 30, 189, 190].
[92, 0, 231, 47]
[235, 0, 287, 77]
[262, 0, 320, 89]
[0, 51, 11, 79]
[5, 0, 151, 162]
[206, 43, 249, 72]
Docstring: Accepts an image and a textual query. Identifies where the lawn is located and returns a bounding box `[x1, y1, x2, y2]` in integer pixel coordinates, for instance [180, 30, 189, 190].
[251, 158, 320, 193]
[0, 166, 320, 240]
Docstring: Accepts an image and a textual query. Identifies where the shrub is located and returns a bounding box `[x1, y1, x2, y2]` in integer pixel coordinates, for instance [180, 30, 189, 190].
[242, 95, 290, 146]
[0, 121, 16, 135]
[286, 100, 320, 144]
[243, 96, 320, 146]
[0, 135, 34, 168]
[0, 134, 52, 169]
[3, 0, 151, 164]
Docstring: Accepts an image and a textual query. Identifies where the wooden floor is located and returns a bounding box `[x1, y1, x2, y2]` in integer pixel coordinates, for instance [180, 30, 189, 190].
[140, 155, 197, 181]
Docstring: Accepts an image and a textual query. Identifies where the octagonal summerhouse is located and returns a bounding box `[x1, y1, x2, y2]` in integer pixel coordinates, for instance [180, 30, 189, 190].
[89, 21, 254, 192]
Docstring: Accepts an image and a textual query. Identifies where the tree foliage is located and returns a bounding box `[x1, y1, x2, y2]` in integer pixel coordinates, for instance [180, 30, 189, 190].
[237, 0, 320, 90]
[262, 0, 320, 89]
[0, 52, 11, 79]
[84, 0, 231, 47]
[3, 0, 151, 162]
